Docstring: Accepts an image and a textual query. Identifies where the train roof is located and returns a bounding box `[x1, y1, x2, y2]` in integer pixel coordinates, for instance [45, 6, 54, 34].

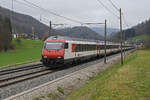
[46, 35, 100, 42]
[46, 35, 133, 46]
[46, 36, 120, 45]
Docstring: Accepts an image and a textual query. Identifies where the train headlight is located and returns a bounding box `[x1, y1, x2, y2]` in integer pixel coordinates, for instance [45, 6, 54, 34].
[57, 56, 62, 58]
[43, 56, 48, 58]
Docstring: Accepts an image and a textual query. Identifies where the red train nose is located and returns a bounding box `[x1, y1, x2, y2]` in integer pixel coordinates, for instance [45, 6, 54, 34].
[42, 49, 64, 59]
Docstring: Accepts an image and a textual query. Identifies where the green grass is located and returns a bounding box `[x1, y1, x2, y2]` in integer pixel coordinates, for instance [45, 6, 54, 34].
[65, 50, 150, 100]
[0, 39, 43, 68]
[47, 93, 60, 100]
[132, 34, 148, 41]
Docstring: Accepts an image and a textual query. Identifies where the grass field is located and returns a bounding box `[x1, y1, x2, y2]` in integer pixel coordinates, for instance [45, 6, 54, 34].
[65, 50, 150, 100]
[0, 39, 43, 68]
[132, 34, 148, 41]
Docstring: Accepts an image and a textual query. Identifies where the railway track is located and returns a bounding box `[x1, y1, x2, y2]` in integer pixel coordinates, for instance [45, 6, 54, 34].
[0, 63, 48, 88]
[0, 70, 54, 88]
[0, 64, 43, 76]
[0, 63, 65, 88]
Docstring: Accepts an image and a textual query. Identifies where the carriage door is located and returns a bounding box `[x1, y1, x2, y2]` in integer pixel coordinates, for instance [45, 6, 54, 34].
[64, 43, 69, 59]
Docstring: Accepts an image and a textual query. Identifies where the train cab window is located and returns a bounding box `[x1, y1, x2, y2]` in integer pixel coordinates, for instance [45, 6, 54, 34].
[45, 42, 64, 50]
[65, 43, 68, 49]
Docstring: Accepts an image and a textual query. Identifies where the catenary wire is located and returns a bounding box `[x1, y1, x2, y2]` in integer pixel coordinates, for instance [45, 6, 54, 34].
[22, 0, 84, 24]
[108, 0, 119, 11]
[96, 0, 119, 18]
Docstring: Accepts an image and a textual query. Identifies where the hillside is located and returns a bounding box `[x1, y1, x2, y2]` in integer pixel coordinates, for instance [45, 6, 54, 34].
[0, 6, 103, 40]
[134, 19, 150, 35]
[90, 27, 119, 36]
[58, 26, 103, 40]
[110, 19, 150, 41]
[0, 6, 50, 38]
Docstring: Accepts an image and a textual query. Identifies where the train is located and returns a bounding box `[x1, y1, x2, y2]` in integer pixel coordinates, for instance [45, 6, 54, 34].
[41, 36, 133, 67]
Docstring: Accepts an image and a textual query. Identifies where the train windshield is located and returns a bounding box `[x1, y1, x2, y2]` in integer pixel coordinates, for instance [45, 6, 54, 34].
[44, 42, 64, 50]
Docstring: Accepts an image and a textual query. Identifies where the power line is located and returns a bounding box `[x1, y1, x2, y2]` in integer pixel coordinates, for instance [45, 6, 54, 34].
[108, 0, 119, 11]
[14, 0, 84, 24]
[96, 0, 119, 18]
[14, 0, 37, 9]
[84, 22, 105, 25]
[21, 0, 84, 24]
[14, 0, 47, 23]
[106, 0, 130, 28]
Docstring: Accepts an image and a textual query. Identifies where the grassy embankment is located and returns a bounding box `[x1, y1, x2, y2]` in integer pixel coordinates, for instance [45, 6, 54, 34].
[65, 50, 150, 100]
[0, 39, 43, 68]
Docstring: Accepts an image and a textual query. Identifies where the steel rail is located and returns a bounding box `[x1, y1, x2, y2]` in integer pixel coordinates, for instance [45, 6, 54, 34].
[0, 64, 43, 76]
[0, 70, 54, 88]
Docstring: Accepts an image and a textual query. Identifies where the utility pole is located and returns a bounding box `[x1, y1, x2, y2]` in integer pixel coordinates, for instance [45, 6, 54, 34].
[120, 8, 123, 65]
[123, 28, 125, 57]
[49, 21, 52, 37]
[104, 19, 107, 64]
[32, 27, 35, 40]
[40, 15, 42, 22]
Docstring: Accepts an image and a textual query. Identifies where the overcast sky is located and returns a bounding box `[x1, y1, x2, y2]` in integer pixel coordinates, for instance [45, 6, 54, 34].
[0, 0, 150, 29]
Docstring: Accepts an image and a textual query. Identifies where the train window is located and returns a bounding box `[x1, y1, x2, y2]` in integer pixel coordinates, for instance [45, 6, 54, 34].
[79, 45, 81, 51]
[88, 45, 90, 51]
[65, 43, 68, 49]
[83, 44, 86, 51]
[85, 45, 87, 51]
[74, 44, 100, 52]
[78, 44, 81, 52]
[75, 44, 79, 52]
[45, 42, 64, 50]
[81, 44, 83, 51]
[92, 45, 94, 50]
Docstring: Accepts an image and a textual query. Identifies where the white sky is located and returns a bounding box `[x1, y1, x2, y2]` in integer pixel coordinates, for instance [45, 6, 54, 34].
[0, 0, 150, 29]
